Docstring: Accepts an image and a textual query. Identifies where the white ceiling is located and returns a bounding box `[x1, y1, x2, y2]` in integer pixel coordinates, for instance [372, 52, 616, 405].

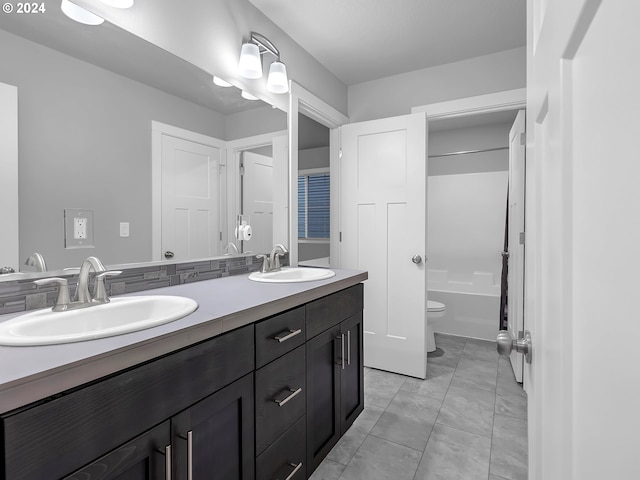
[248, 0, 526, 85]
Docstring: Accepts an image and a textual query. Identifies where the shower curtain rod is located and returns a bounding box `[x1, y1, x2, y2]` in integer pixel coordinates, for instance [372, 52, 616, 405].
[428, 146, 509, 159]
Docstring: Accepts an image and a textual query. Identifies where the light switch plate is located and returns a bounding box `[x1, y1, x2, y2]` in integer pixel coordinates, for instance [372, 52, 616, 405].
[64, 209, 94, 249]
[120, 222, 130, 238]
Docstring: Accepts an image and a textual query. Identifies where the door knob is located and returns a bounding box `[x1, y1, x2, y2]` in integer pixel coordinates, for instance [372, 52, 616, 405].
[412, 255, 423, 265]
[164, 251, 174, 259]
[496, 330, 532, 364]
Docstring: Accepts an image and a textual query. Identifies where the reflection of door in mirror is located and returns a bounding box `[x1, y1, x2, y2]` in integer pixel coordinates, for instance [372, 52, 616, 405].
[298, 114, 331, 266]
[158, 127, 225, 262]
[0, 82, 18, 272]
[241, 150, 273, 255]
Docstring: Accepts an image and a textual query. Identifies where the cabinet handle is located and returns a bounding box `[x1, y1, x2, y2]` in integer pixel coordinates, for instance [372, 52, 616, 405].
[280, 461, 303, 480]
[274, 328, 302, 343]
[156, 445, 172, 480]
[177, 431, 193, 480]
[187, 431, 193, 480]
[274, 387, 303, 407]
[347, 330, 351, 366]
[337, 334, 345, 370]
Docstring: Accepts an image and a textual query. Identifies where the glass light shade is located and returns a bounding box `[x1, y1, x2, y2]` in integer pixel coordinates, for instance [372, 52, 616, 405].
[98, 0, 134, 7]
[213, 76, 232, 87]
[241, 91, 259, 101]
[266, 61, 289, 94]
[238, 43, 262, 79]
[61, 0, 104, 25]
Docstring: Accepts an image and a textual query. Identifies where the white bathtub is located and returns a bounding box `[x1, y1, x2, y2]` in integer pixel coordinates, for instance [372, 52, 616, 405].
[428, 270, 500, 342]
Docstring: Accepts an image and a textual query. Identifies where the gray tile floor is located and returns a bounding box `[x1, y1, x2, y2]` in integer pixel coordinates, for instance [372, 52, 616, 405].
[309, 333, 528, 480]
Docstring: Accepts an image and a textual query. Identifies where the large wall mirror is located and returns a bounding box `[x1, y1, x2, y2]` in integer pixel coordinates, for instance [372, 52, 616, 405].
[0, 7, 288, 279]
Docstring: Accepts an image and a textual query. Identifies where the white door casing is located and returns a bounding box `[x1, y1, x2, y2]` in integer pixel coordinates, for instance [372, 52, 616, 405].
[160, 134, 222, 262]
[0, 82, 19, 272]
[528, 1, 640, 478]
[507, 110, 526, 384]
[241, 151, 273, 255]
[341, 112, 428, 379]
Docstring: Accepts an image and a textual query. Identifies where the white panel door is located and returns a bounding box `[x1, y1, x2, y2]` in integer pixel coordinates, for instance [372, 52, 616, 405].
[0, 82, 19, 272]
[529, 1, 640, 478]
[242, 151, 273, 255]
[161, 135, 221, 261]
[507, 110, 526, 383]
[341, 113, 428, 379]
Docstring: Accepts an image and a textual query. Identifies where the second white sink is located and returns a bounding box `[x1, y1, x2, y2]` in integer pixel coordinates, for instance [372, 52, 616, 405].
[0, 295, 198, 346]
[249, 267, 336, 283]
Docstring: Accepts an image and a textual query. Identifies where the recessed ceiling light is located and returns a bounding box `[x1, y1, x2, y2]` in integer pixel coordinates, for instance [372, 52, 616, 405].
[213, 76, 232, 88]
[241, 91, 258, 101]
[60, 0, 104, 25]
[98, 0, 134, 7]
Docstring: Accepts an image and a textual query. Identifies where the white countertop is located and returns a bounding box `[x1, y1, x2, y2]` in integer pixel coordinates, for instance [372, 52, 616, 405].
[0, 268, 367, 414]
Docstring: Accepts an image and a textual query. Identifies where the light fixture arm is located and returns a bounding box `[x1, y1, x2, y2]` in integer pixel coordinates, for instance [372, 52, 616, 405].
[250, 32, 280, 60]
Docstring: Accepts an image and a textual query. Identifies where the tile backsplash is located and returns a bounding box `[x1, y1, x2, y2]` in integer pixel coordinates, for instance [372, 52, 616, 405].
[0, 254, 287, 316]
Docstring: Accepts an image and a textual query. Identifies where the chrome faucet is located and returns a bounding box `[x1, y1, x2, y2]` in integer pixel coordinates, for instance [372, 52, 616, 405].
[224, 242, 240, 255]
[76, 256, 107, 304]
[255, 244, 289, 273]
[24, 253, 47, 272]
[34, 256, 121, 311]
[270, 244, 288, 271]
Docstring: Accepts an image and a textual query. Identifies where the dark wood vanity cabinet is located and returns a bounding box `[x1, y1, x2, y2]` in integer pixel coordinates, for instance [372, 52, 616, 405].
[305, 285, 364, 475]
[0, 283, 364, 480]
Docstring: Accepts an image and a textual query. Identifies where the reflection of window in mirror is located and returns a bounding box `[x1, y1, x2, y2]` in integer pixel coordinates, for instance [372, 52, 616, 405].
[298, 114, 330, 265]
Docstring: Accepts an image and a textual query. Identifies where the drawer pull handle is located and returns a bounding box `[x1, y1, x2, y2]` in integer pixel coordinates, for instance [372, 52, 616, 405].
[274, 387, 303, 406]
[278, 461, 303, 480]
[274, 328, 302, 343]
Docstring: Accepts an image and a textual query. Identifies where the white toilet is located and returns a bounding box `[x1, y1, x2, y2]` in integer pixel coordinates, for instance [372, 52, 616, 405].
[427, 300, 446, 353]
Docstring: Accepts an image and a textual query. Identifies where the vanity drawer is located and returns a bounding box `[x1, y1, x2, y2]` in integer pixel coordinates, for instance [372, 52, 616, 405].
[306, 283, 364, 339]
[256, 416, 306, 480]
[255, 345, 306, 455]
[255, 306, 305, 369]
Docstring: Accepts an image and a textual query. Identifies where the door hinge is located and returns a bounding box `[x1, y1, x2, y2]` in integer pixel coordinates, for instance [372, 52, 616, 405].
[339, 149, 343, 159]
[339, 232, 342, 242]
[519, 232, 525, 245]
[239, 164, 245, 176]
[219, 232, 222, 241]
[520, 133, 526, 146]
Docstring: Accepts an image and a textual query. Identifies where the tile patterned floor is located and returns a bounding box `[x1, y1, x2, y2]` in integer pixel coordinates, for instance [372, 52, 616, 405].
[309, 333, 528, 480]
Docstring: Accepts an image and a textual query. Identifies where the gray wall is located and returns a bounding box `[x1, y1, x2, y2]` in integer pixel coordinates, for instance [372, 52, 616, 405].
[348, 47, 526, 122]
[225, 105, 287, 141]
[2, 30, 228, 270]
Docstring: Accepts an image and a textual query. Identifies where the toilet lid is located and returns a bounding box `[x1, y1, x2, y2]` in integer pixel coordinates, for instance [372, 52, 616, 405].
[427, 300, 445, 312]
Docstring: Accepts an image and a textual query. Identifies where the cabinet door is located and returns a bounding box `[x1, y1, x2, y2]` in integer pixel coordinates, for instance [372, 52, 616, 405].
[63, 421, 171, 480]
[171, 373, 254, 480]
[305, 325, 341, 473]
[340, 313, 364, 433]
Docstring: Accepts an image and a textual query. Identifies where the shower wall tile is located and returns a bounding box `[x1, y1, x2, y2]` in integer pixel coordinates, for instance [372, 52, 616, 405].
[0, 254, 287, 316]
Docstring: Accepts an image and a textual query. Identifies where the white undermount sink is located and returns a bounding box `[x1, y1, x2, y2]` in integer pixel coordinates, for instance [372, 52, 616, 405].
[0, 295, 198, 346]
[249, 267, 336, 283]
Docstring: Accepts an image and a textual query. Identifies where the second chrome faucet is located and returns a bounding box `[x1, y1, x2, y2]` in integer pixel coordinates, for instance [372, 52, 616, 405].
[256, 244, 289, 273]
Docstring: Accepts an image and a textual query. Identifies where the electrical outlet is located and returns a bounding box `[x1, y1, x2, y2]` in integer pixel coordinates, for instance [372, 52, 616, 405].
[64, 209, 94, 249]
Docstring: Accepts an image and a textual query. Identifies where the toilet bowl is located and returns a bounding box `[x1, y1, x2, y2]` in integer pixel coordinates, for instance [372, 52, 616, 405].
[427, 300, 446, 353]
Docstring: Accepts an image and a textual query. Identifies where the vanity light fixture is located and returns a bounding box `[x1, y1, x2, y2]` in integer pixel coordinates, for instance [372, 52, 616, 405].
[213, 76, 233, 87]
[238, 32, 289, 93]
[98, 0, 134, 7]
[61, 0, 105, 25]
